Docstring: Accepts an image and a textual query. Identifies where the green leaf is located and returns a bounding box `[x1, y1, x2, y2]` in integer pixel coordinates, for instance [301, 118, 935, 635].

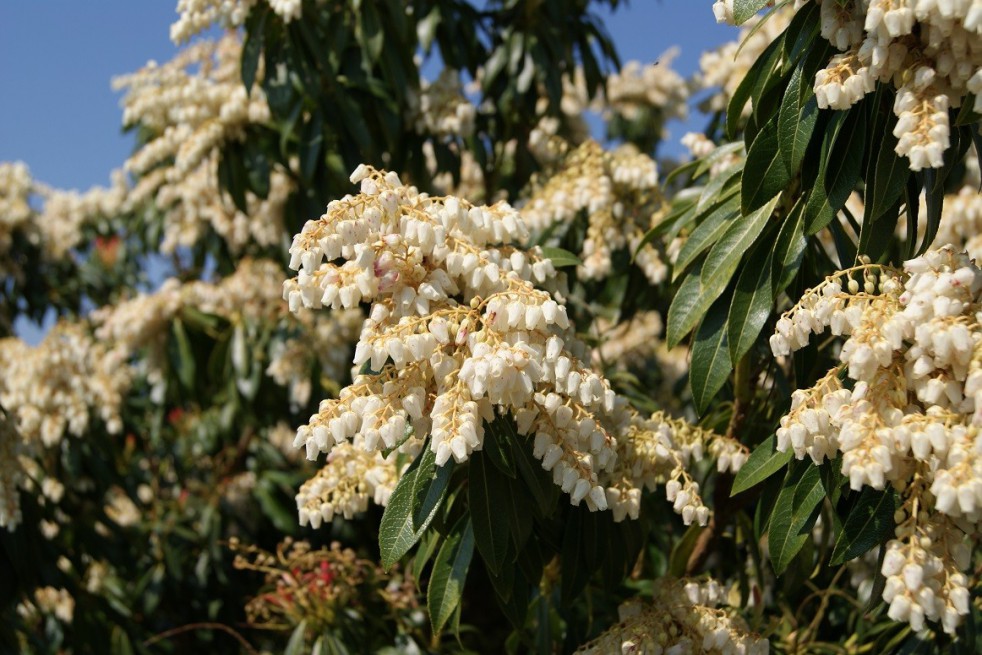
[703, 195, 779, 286]
[768, 461, 826, 575]
[672, 193, 741, 280]
[690, 297, 732, 415]
[728, 244, 773, 363]
[830, 487, 896, 566]
[805, 107, 867, 235]
[731, 435, 793, 496]
[772, 198, 807, 293]
[508, 424, 558, 517]
[285, 621, 308, 655]
[666, 262, 714, 348]
[539, 246, 581, 268]
[727, 31, 784, 139]
[864, 106, 907, 224]
[777, 62, 819, 178]
[733, 0, 773, 24]
[428, 515, 475, 636]
[171, 319, 196, 391]
[241, 8, 267, 93]
[379, 446, 453, 570]
[954, 95, 981, 126]
[468, 451, 511, 575]
[742, 117, 791, 215]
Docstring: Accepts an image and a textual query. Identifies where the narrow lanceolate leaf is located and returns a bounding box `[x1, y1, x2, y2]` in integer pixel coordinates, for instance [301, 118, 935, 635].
[728, 245, 774, 363]
[702, 195, 780, 286]
[469, 451, 511, 575]
[805, 107, 867, 235]
[379, 447, 453, 570]
[539, 246, 581, 268]
[428, 515, 475, 636]
[864, 107, 907, 224]
[830, 487, 896, 566]
[731, 435, 793, 496]
[742, 118, 791, 215]
[690, 298, 732, 415]
[768, 461, 825, 575]
[778, 62, 819, 178]
[666, 262, 728, 349]
[733, 0, 773, 25]
[673, 194, 741, 280]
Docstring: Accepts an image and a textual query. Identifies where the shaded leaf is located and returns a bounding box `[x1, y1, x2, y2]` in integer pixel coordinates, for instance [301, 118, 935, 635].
[728, 243, 774, 363]
[830, 487, 895, 566]
[731, 435, 793, 496]
[468, 451, 511, 575]
[428, 515, 475, 636]
[768, 461, 825, 574]
[691, 297, 732, 415]
[742, 118, 791, 215]
[778, 62, 819, 178]
[539, 246, 581, 268]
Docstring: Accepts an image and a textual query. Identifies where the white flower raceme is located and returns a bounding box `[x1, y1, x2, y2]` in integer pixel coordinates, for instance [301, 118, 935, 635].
[808, 0, 982, 170]
[171, 0, 303, 44]
[522, 140, 667, 284]
[0, 161, 129, 264]
[286, 165, 625, 520]
[574, 577, 769, 655]
[604, 49, 689, 126]
[771, 246, 982, 633]
[115, 35, 287, 253]
[409, 69, 477, 140]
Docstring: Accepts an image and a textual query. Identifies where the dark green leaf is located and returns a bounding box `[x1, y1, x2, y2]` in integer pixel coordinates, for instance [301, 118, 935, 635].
[830, 487, 896, 565]
[428, 515, 475, 636]
[778, 63, 819, 178]
[379, 446, 453, 570]
[728, 243, 773, 362]
[742, 118, 791, 214]
[468, 451, 511, 575]
[768, 460, 825, 574]
[864, 108, 907, 224]
[805, 107, 867, 235]
[539, 246, 581, 268]
[672, 193, 741, 280]
[690, 297, 732, 415]
[731, 435, 793, 496]
[171, 319, 196, 391]
[240, 8, 267, 93]
[954, 95, 981, 126]
[702, 195, 779, 286]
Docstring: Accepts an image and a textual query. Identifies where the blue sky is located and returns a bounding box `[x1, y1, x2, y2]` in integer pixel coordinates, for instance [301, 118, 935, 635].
[0, 2, 736, 192]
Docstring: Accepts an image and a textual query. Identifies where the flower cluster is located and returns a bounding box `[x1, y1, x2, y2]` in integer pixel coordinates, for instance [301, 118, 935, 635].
[604, 49, 689, 131]
[0, 161, 128, 265]
[286, 165, 628, 520]
[295, 442, 407, 528]
[771, 246, 982, 633]
[574, 577, 769, 655]
[522, 140, 667, 284]
[0, 413, 25, 530]
[171, 0, 303, 44]
[604, 410, 748, 524]
[410, 69, 477, 140]
[114, 35, 288, 253]
[0, 324, 130, 448]
[0, 161, 32, 256]
[93, 258, 361, 405]
[806, 0, 982, 170]
[933, 184, 982, 262]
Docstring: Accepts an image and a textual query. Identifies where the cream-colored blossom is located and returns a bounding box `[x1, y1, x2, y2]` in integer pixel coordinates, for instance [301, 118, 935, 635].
[772, 246, 982, 633]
